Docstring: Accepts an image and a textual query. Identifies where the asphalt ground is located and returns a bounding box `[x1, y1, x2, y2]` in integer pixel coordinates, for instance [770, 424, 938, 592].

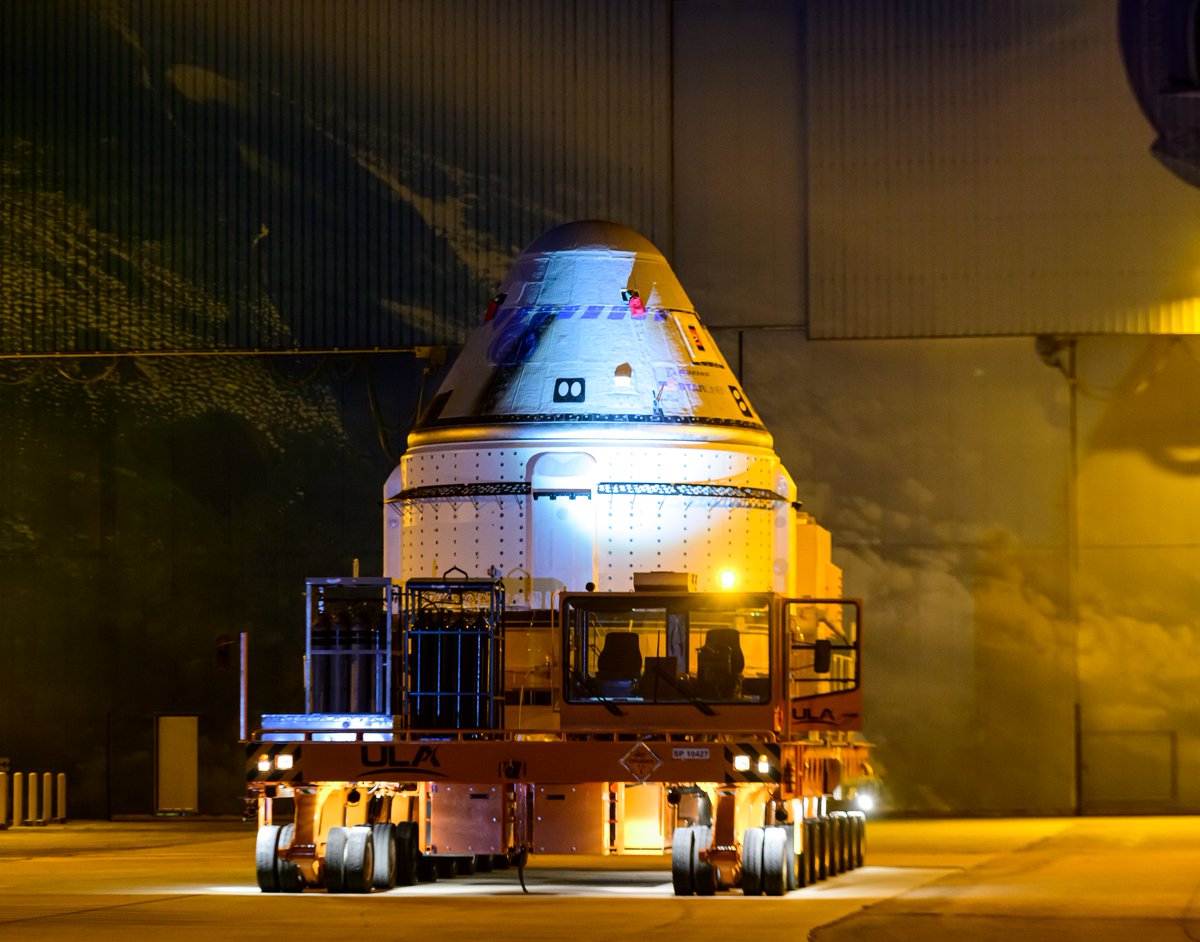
[0, 817, 1197, 940]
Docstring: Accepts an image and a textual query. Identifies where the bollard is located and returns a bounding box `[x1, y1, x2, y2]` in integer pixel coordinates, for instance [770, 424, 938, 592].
[27, 772, 39, 826]
[56, 772, 67, 823]
[0, 772, 7, 829]
[41, 774, 53, 826]
[12, 773, 24, 828]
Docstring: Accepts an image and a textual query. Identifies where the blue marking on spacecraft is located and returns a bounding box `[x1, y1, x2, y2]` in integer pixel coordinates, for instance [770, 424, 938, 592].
[490, 304, 670, 326]
[487, 307, 556, 366]
[486, 303, 673, 367]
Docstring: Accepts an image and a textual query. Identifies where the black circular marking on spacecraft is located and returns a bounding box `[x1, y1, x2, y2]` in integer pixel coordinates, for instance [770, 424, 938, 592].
[553, 377, 587, 403]
[728, 386, 754, 418]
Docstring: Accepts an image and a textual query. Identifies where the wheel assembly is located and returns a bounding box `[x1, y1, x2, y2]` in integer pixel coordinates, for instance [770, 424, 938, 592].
[761, 827, 788, 897]
[741, 827, 764, 896]
[276, 823, 305, 893]
[671, 825, 695, 896]
[344, 826, 376, 893]
[371, 822, 397, 890]
[323, 826, 349, 893]
[692, 825, 717, 896]
[394, 822, 420, 886]
[255, 824, 282, 893]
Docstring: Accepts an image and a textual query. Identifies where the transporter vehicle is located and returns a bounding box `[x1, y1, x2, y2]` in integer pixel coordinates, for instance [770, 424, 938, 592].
[246, 221, 872, 895]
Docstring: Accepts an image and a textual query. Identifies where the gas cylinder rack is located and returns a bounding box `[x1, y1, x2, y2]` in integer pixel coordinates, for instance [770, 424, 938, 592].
[306, 578, 398, 716]
[402, 574, 505, 734]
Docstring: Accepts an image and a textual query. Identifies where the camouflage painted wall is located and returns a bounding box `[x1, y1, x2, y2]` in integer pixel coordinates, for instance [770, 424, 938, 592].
[0, 0, 670, 816]
[4, 0, 1200, 817]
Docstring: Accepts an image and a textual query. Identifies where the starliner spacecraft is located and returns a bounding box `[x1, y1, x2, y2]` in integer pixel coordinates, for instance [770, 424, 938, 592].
[246, 221, 870, 897]
[385, 219, 839, 605]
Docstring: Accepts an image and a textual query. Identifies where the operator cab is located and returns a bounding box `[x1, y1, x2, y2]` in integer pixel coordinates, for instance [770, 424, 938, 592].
[564, 592, 772, 707]
[559, 587, 863, 735]
[559, 590, 779, 731]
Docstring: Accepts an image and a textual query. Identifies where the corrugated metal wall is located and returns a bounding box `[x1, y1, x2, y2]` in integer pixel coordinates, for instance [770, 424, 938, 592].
[806, 0, 1200, 338]
[14, 0, 1200, 349]
[0, 1, 671, 354]
[671, 0, 807, 333]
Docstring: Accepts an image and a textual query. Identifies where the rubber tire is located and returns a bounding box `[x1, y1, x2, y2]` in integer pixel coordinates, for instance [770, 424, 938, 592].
[394, 822, 419, 886]
[435, 856, 458, 879]
[805, 819, 819, 885]
[324, 826, 349, 893]
[255, 824, 282, 893]
[783, 823, 798, 891]
[830, 813, 844, 876]
[741, 827, 764, 896]
[491, 854, 512, 870]
[455, 854, 477, 876]
[474, 853, 494, 873]
[832, 812, 846, 874]
[277, 823, 305, 893]
[852, 811, 866, 868]
[671, 825, 695, 896]
[762, 827, 789, 896]
[794, 816, 807, 889]
[344, 826, 375, 893]
[817, 817, 828, 881]
[692, 825, 717, 896]
[416, 854, 439, 882]
[371, 823, 397, 890]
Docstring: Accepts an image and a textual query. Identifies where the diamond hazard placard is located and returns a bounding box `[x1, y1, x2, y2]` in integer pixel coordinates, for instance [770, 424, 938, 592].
[620, 742, 662, 783]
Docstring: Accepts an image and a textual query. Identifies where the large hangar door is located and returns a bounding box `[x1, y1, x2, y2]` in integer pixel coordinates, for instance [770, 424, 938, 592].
[1081, 730, 1178, 813]
[528, 453, 597, 608]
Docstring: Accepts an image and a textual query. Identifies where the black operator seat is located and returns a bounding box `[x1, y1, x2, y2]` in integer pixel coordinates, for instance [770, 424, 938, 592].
[596, 631, 643, 681]
[703, 628, 744, 674]
[696, 627, 744, 699]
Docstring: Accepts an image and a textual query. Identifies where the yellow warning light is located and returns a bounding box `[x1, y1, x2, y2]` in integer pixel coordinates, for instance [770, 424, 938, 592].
[257, 755, 271, 773]
[757, 755, 771, 775]
[733, 754, 751, 772]
[719, 569, 737, 590]
[275, 754, 294, 771]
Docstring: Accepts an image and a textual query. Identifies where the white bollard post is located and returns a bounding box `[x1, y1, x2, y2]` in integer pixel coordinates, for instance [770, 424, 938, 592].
[56, 773, 67, 823]
[12, 773, 24, 827]
[26, 773, 38, 826]
[0, 772, 8, 829]
[41, 774, 52, 826]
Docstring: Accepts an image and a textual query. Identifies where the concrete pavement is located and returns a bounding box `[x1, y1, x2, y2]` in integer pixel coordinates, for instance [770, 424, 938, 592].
[1, 817, 1198, 940]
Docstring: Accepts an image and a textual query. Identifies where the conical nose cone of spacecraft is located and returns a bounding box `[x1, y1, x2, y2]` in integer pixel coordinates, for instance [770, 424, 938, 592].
[411, 220, 768, 447]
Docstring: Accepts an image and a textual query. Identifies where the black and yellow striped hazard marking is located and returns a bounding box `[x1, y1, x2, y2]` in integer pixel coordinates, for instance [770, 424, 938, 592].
[245, 742, 303, 783]
[724, 742, 783, 783]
